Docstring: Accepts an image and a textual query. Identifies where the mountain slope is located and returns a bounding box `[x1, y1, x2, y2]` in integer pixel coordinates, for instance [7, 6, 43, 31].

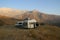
[0, 8, 27, 17]
[0, 15, 18, 25]
[0, 8, 60, 26]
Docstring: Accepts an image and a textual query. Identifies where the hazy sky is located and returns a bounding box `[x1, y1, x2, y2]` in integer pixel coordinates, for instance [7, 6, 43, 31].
[0, 0, 60, 15]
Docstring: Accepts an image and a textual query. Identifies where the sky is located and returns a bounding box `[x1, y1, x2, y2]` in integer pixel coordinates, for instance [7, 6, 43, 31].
[0, 0, 60, 15]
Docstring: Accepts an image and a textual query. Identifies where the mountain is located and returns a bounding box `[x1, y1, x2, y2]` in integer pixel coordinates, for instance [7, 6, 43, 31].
[0, 8, 27, 17]
[0, 15, 18, 25]
[0, 8, 60, 26]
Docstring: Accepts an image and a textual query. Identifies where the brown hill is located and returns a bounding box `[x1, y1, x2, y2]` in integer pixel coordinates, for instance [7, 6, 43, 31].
[0, 15, 18, 25]
[0, 8, 60, 26]
[0, 8, 27, 17]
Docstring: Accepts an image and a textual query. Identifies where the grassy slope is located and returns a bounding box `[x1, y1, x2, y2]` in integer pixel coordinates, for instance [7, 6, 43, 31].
[0, 15, 18, 25]
[0, 25, 60, 40]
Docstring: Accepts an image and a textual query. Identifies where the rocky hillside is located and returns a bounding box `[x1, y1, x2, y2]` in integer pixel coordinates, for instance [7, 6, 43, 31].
[0, 8, 60, 26]
[0, 8, 27, 17]
[0, 15, 18, 25]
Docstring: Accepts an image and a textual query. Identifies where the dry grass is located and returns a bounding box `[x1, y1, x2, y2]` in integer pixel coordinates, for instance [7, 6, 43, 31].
[0, 25, 60, 40]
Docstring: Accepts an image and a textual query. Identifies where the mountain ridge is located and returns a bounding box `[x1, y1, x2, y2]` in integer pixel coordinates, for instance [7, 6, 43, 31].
[0, 8, 60, 26]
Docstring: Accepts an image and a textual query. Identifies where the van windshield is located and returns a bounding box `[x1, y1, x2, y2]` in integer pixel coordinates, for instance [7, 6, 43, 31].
[19, 23, 22, 24]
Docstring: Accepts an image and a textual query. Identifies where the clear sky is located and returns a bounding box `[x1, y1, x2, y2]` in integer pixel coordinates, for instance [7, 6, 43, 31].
[0, 0, 60, 15]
